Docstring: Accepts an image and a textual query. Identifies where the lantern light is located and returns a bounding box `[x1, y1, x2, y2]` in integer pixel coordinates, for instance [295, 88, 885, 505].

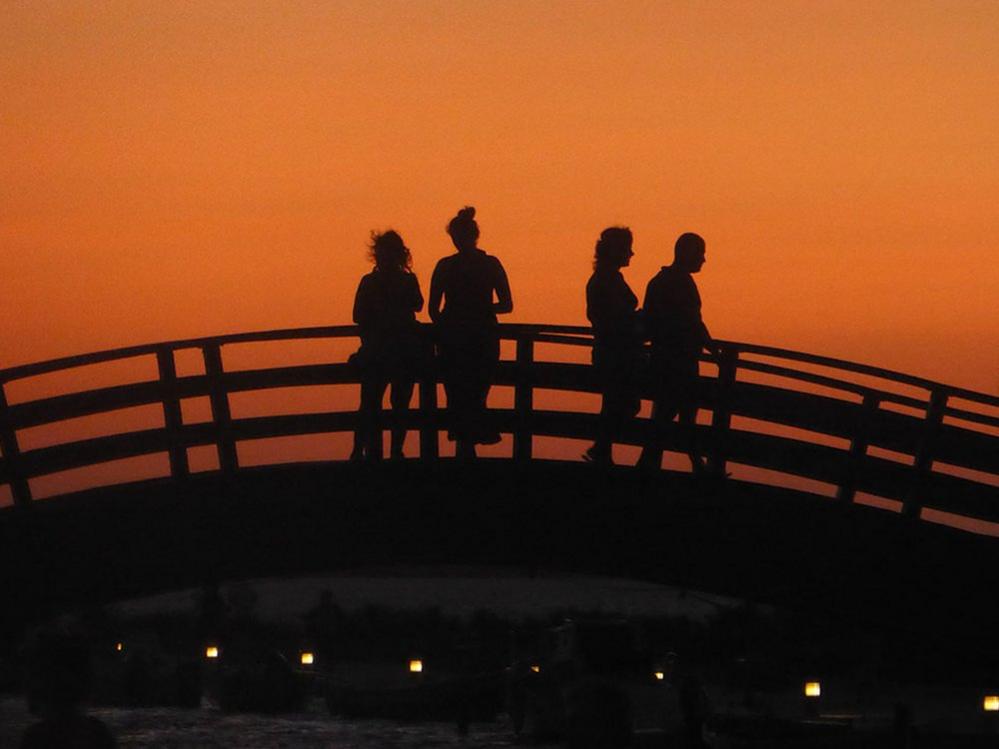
[530, 664, 541, 674]
[984, 695, 999, 712]
[409, 659, 423, 673]
[654, 671, 665, 681]
[205, 645, 220, 659]
[804, 681, 821, 698]
[301, 652, 314, 666]
[115, 642, 123, 652]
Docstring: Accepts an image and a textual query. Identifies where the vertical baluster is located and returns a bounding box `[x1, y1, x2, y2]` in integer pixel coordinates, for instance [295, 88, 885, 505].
[836, 394, 880, 503]
[419, 353, 439, 462]
[514, 336, 535, 462]
[157, 347, 189, 480]
[707, 347, 738, 476]
[902, 388, 948, 519]
[0, 382, 32, 505]
[203, 344, 238, 473]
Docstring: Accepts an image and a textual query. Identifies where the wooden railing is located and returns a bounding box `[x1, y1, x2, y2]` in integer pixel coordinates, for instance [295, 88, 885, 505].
[1, 324, 997, 529]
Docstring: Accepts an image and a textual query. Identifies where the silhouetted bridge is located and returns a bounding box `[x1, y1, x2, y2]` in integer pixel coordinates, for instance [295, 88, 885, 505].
[2, 324, 998, 646]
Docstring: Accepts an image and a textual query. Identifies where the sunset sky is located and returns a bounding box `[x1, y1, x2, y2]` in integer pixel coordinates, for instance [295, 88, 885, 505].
[3, 0, 998, 393]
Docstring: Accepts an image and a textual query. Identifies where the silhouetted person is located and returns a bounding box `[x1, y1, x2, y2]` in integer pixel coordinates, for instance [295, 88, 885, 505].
[584, 227, 643, 465]
[21, 632, 115, 749]
[429, 206, 513, 459]
[638, 232, 720, 474]
[351, 230, 425, 461]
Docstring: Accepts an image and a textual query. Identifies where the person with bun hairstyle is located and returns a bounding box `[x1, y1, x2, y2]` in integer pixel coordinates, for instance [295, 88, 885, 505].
[351, 230, 425, 461]
[584, 226, 643, 465]
[429, 206, 513, 459]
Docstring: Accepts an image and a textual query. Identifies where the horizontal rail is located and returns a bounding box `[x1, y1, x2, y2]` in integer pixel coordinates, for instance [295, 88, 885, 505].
[1, 324, 996, 534]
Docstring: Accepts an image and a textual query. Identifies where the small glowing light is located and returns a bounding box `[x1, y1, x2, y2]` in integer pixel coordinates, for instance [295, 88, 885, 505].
[654, 671, 665, 681]
[530, 665, 541, 674]
[409, 659, 423, 673]
[984, 695, 999, 712]
[804, 682, 821, 698]
[115, 642, 123, 652]
[301, 652, 314, 666]
[205, 646, 219, 659]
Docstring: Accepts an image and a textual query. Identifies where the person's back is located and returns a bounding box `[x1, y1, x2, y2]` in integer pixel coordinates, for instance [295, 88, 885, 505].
[433, 249, 504, 329]
[643, 264, 705, 365]
[586, 267, 639, 347]
[354, 267, 423, 344]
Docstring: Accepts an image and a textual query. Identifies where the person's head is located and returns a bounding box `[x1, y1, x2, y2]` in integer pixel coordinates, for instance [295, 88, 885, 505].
[593, 226, 634, 271]
[369, 230, 412, 272]
[446, 206, 479, 252]
[674, 232, 706, 272]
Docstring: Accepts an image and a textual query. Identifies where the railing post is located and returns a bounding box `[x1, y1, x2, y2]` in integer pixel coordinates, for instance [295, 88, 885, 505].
[0, 382, 32, 505]
[203, 344, 239, 474]
[514, 336, 535, 463]
[836, 394, 880, 504]
[902, 388, 948, 519]
[156, 347, 189, 480]
[707, 347, 738, 477]
[419, 364, 439, 463]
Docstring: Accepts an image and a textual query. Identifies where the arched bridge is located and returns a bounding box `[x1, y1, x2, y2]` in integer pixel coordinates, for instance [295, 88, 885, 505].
[2, 324, 998, 644]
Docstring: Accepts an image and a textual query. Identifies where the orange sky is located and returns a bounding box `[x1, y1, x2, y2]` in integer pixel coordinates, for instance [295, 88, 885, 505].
[3, 0, 998, 393]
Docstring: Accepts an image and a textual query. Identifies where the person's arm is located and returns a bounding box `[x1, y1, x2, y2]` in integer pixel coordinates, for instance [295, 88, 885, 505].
[701, 321, 722, 359]
[352, 276, 370, 327]
[428, 261, 444, 323]
[641, 279, 658, 341]
[491, 258, 513, 315]
[409, 273, 424, 314]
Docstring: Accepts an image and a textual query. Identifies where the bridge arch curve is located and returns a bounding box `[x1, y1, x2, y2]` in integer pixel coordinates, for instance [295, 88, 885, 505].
[2, 324, 998, 639]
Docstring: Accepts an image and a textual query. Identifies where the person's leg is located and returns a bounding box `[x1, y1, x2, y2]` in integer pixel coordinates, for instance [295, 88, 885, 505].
[585, 352, 620, 464]
[388, 379, 415, 458]
[638, 389, 669, 471]
[585, 383, 620, 464]
[353, 377, 376, 460]
[473, 335, 501, 445]
[674, 363, 706, 474]
[359, 377, 388, 460]
[677, 402, 706, 474]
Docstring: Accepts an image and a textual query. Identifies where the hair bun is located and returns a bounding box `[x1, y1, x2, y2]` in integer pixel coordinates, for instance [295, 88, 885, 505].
[458, 206, 476, 220]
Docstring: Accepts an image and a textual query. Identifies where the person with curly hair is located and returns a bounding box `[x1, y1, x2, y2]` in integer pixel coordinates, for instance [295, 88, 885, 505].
[351, 230, 425, 461]
[584, 226, 643, 465]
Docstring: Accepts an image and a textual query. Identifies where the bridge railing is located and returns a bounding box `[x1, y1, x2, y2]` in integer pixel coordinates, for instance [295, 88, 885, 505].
[1, 324, 997, 530]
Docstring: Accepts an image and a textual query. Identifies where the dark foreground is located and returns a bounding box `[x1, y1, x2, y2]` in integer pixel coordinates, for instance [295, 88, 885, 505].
[3, 697, 998, 748]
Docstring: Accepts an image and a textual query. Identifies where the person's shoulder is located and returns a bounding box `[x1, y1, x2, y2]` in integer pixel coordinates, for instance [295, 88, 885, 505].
[474, 248, 502, 266]
[433, 254, 457, 272]
[647, 266, 669, 285]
